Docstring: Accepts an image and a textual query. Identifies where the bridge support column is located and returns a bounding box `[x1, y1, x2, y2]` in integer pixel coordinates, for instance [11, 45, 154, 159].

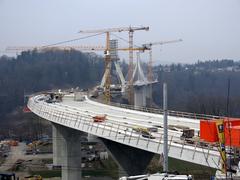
[134, 86, 147, 108]
[100, 138, 154, 177]
[53, 124, 82, 180]
[52, 123, 63, 166]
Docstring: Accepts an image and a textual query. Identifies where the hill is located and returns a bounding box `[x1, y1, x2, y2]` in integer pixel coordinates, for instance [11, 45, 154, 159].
[153, 60, 240, 117]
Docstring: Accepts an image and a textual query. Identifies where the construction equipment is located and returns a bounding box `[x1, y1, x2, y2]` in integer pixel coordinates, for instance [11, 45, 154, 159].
[8, 140, 18, 146]
[216, 119, 227, 174]
[180, 129, 195, 140]
[7, 39, 180, 84]
[7, 26, 150, 103]
[7, 43, 149, 103]
[93, 114, 107, 123]
[79, 26, 149, 104]
[140, 39, 183, 107]
[133, 126, 149, 133]
[142, 39, 183, 82]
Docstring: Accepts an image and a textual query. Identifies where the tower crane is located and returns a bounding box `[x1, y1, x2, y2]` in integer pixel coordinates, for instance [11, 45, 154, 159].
[7, 26, 149, 104]
[6, 42, 150, 103]
[79, 26, 149, 104]
[138, 39, 183, 107]
[142, 39, 183, 82]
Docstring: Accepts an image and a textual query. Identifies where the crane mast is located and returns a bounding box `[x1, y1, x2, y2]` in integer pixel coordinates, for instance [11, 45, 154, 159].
[128, 30, 134, 105]
[104, 32, 111, 103]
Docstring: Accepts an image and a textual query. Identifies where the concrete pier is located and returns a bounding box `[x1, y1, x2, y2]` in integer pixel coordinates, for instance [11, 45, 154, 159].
[52, 123, 63, 166]
[131, 55, 155, 108]
[100, 138, 154, 177]
[134, 85, 147, 108]
[52, 123, 82, 180]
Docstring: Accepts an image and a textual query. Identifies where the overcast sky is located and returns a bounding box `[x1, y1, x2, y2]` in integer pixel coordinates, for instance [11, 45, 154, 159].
[0, 0, 239, 64]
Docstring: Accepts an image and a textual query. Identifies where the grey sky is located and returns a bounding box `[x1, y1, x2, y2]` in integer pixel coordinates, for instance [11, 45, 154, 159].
[0, 0, 240, 64]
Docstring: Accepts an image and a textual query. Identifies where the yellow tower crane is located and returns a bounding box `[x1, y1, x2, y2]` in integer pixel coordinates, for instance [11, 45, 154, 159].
[79, 26, 149, 104]
[6, 43, 149, 104]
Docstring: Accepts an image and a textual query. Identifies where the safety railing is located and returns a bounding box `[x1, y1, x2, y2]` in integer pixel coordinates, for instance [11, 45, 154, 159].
[28, 95, 221, 169]
[91, 97, 223, 120]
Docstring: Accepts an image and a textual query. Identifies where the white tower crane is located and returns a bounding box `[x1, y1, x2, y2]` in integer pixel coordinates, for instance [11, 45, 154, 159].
[142, 39, 183, 81]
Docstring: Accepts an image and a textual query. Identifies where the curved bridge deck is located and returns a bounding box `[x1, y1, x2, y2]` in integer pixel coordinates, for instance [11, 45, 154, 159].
[28, 93, 221, 169]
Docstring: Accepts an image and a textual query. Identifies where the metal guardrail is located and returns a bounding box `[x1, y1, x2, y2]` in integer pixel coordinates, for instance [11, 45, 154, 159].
[28, 95, 221, 169]
[91, 98, 223, 120]
[31, 90, 223, 120]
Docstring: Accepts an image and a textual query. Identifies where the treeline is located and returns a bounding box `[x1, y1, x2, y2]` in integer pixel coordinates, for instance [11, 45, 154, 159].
[0, 50, 104, 120]
[152, 61, 240, 117]
[156, 59, 240, 72]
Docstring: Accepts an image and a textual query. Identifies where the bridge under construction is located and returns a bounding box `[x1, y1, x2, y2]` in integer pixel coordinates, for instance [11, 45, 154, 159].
[27, 90, 236, 179]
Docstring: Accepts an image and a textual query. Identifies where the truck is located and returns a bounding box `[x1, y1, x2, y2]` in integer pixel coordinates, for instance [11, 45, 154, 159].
[133, 126, 156, 139]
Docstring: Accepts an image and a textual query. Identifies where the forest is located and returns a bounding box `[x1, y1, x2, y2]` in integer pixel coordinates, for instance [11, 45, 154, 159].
[153, 66, 240, 117]
[0, 50, 104, 121]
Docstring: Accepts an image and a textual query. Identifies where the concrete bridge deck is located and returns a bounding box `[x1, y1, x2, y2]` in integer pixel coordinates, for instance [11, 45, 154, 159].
[28, 93, 222, 170]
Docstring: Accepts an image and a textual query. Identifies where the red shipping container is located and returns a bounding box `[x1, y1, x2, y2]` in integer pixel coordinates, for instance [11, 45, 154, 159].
[225, 126, 240, 147]
[200, 120, 218, 142]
